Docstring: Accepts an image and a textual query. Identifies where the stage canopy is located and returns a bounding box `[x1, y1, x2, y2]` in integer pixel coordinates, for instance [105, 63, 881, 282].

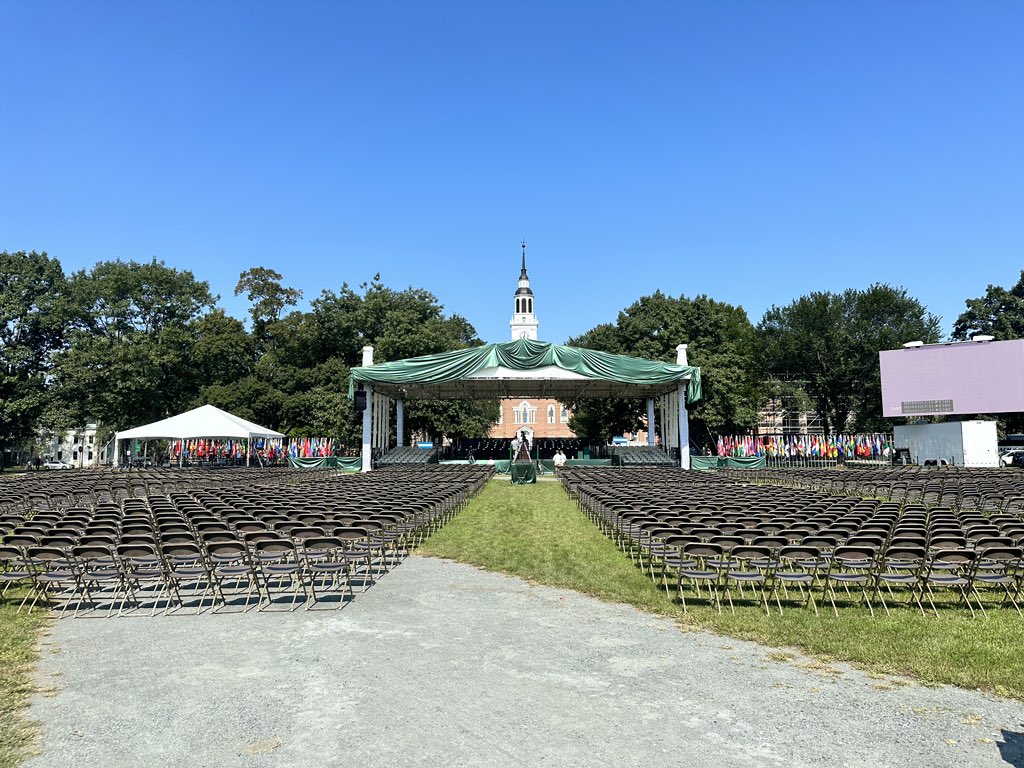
[347, 339, 702, 402]
[115, 404, 285, 442]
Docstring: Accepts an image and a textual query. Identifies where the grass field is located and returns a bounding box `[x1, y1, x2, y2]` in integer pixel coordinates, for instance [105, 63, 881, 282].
[420, 479, 1024, 699]
[0, 596, 47, 768]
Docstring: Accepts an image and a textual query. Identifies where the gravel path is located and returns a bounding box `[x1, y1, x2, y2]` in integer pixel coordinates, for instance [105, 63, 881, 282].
[27, 555, 1024, 768]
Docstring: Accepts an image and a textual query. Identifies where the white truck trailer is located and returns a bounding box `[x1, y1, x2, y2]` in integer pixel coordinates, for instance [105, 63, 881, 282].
[893, 421, 999, 468]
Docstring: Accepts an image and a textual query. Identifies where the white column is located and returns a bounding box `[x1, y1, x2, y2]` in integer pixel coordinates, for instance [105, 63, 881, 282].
[678, 382, 690, 470]
[396, 399, 404, 447]
[646, 398, 656, 447]
[360, 345, 374, 472]
[361, 386, 373, 472]
[676, 344, 690, 469]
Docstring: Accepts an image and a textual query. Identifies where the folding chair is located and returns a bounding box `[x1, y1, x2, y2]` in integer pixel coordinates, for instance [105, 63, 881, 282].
[676, 542, 724, 613]
[770, 545, 824, 615]
[873, 545, 927, 616]
[972, 546, 1022, 615]
[824, 545, 877, 616]
[207, 541, 262, 612]
[253, 538, 308, 611]
[722, 545, 774, 615]
[922, 549, 982, 617]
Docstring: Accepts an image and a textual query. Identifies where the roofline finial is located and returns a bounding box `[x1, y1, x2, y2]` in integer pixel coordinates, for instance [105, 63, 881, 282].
[520, 239, 528, 278]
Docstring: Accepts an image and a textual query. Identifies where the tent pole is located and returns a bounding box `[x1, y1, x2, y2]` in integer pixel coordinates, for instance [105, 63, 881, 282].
[247, 438, 251, 467]
[646, 399, 656, 446]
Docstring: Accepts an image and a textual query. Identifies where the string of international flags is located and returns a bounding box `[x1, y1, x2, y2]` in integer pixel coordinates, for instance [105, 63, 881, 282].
[168, 437, 335, 460]
[715, 433, 892, 460]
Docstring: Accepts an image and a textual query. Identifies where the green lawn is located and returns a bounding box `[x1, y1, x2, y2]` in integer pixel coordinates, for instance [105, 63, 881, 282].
[0, 596, 47, 768]
[420, 479, 1024, 699]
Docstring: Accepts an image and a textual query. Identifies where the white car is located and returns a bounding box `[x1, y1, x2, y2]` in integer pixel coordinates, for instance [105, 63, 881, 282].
[42, 460, 73, 470]
[1000, 448, 1024, 467]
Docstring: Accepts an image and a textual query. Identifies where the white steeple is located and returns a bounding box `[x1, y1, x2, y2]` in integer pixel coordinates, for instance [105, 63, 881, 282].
[510, 240, 539, 340]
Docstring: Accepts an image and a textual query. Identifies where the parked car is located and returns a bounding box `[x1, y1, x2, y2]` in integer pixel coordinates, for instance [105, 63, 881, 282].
[1000, 448, 1024, 467]
[42, 460, 73, 470]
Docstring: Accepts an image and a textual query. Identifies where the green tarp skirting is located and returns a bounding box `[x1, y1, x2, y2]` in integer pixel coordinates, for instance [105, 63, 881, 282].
[510, 462, 537, 484]
[691, 456, 767, 470]
[288, 457, 362, 471]
[348, 338, 701, 404]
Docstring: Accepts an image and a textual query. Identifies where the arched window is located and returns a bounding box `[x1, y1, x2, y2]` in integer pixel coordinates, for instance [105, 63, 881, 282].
[560, 406, 569, 423]
[527, 298, 533, 313]
[547, 405, 556, 424]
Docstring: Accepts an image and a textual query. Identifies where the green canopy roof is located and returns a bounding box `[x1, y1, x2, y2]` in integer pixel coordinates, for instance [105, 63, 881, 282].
[347, 339, 701, 403]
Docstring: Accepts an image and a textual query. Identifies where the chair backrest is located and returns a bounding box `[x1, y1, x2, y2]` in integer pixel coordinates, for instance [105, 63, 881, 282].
[254, 538, 299, 558]
[929, 548, 977, 568]
[832, 545, 876, 564]
[207, 541, 249, 560]
[975, 546, 1021, 565]
[777, 545, 822, 565]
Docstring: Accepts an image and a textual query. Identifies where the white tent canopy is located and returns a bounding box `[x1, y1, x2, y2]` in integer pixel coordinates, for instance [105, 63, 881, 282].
[113, 405, 284, 465]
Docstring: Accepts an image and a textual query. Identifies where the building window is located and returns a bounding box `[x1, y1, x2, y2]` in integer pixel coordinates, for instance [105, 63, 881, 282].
[560, 406, 569, 423]
[497, 407, 503, 425]
[548, 405, 555, 424]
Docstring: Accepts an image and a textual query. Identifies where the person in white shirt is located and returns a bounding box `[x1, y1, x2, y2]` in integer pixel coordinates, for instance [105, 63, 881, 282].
[553, 449, 567, 468]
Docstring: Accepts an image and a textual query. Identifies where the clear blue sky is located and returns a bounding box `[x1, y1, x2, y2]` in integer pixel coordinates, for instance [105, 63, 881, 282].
[2, 1, 1021, 345]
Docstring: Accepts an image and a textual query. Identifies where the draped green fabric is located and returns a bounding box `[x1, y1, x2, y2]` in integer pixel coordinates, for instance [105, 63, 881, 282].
[690, 456, 767, 470]
[288, 457, 360, 470]
[347, 339, 701, 404]
[690, 456, 721, 470]
[726, 456, 766, 469]
[510, 462, 537, 484]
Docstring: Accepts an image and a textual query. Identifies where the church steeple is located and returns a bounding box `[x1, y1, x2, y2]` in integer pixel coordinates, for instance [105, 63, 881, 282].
[510, 241, 539, 340]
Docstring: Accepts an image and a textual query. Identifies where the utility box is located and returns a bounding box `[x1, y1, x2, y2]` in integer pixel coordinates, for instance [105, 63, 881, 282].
[893, 421, 999, 468]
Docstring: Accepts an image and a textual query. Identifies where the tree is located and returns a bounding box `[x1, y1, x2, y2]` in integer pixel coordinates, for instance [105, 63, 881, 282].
[50, 260, 218, 430]
[758, 284, 941, 434]
[0, 251, 67, 460]
[953, 270, 1024, 341]
[234, 267, 302, 342]
[567, 292, 761, 447]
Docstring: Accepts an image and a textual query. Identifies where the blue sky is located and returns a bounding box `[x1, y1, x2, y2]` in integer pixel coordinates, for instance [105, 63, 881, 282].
[2, 1, 1021, 345]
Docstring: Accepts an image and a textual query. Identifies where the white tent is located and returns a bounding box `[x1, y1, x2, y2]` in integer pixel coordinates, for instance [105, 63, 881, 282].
[113, 405, 285, 465]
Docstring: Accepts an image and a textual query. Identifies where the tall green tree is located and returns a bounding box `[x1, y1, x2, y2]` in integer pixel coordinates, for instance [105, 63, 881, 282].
[51, 260, 217, 430]
[758, 284, 941, 433]
[567, 292, 760, 447]
[952, 270, 1024, 341]
[234, 266, 303, 343]
[0, 251, 67, 459]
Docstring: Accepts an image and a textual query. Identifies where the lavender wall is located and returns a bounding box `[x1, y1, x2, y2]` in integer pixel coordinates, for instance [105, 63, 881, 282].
[879, 339, 1024, 417]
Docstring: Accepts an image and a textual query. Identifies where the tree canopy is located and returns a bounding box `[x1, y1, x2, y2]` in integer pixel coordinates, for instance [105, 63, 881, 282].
[0, 251, 67, 456]
[953, 270, 1024, 341]
[757, 284, 941, 433]
[567, 291, 760, 447]
[0, 246, 965, 460]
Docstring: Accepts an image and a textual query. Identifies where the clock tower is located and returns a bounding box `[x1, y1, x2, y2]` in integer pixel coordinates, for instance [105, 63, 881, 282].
[509, 241, 539, 341]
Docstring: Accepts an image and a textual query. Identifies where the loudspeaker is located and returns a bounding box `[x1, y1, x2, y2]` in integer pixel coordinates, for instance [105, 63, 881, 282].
[354, 388, 367, 412]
